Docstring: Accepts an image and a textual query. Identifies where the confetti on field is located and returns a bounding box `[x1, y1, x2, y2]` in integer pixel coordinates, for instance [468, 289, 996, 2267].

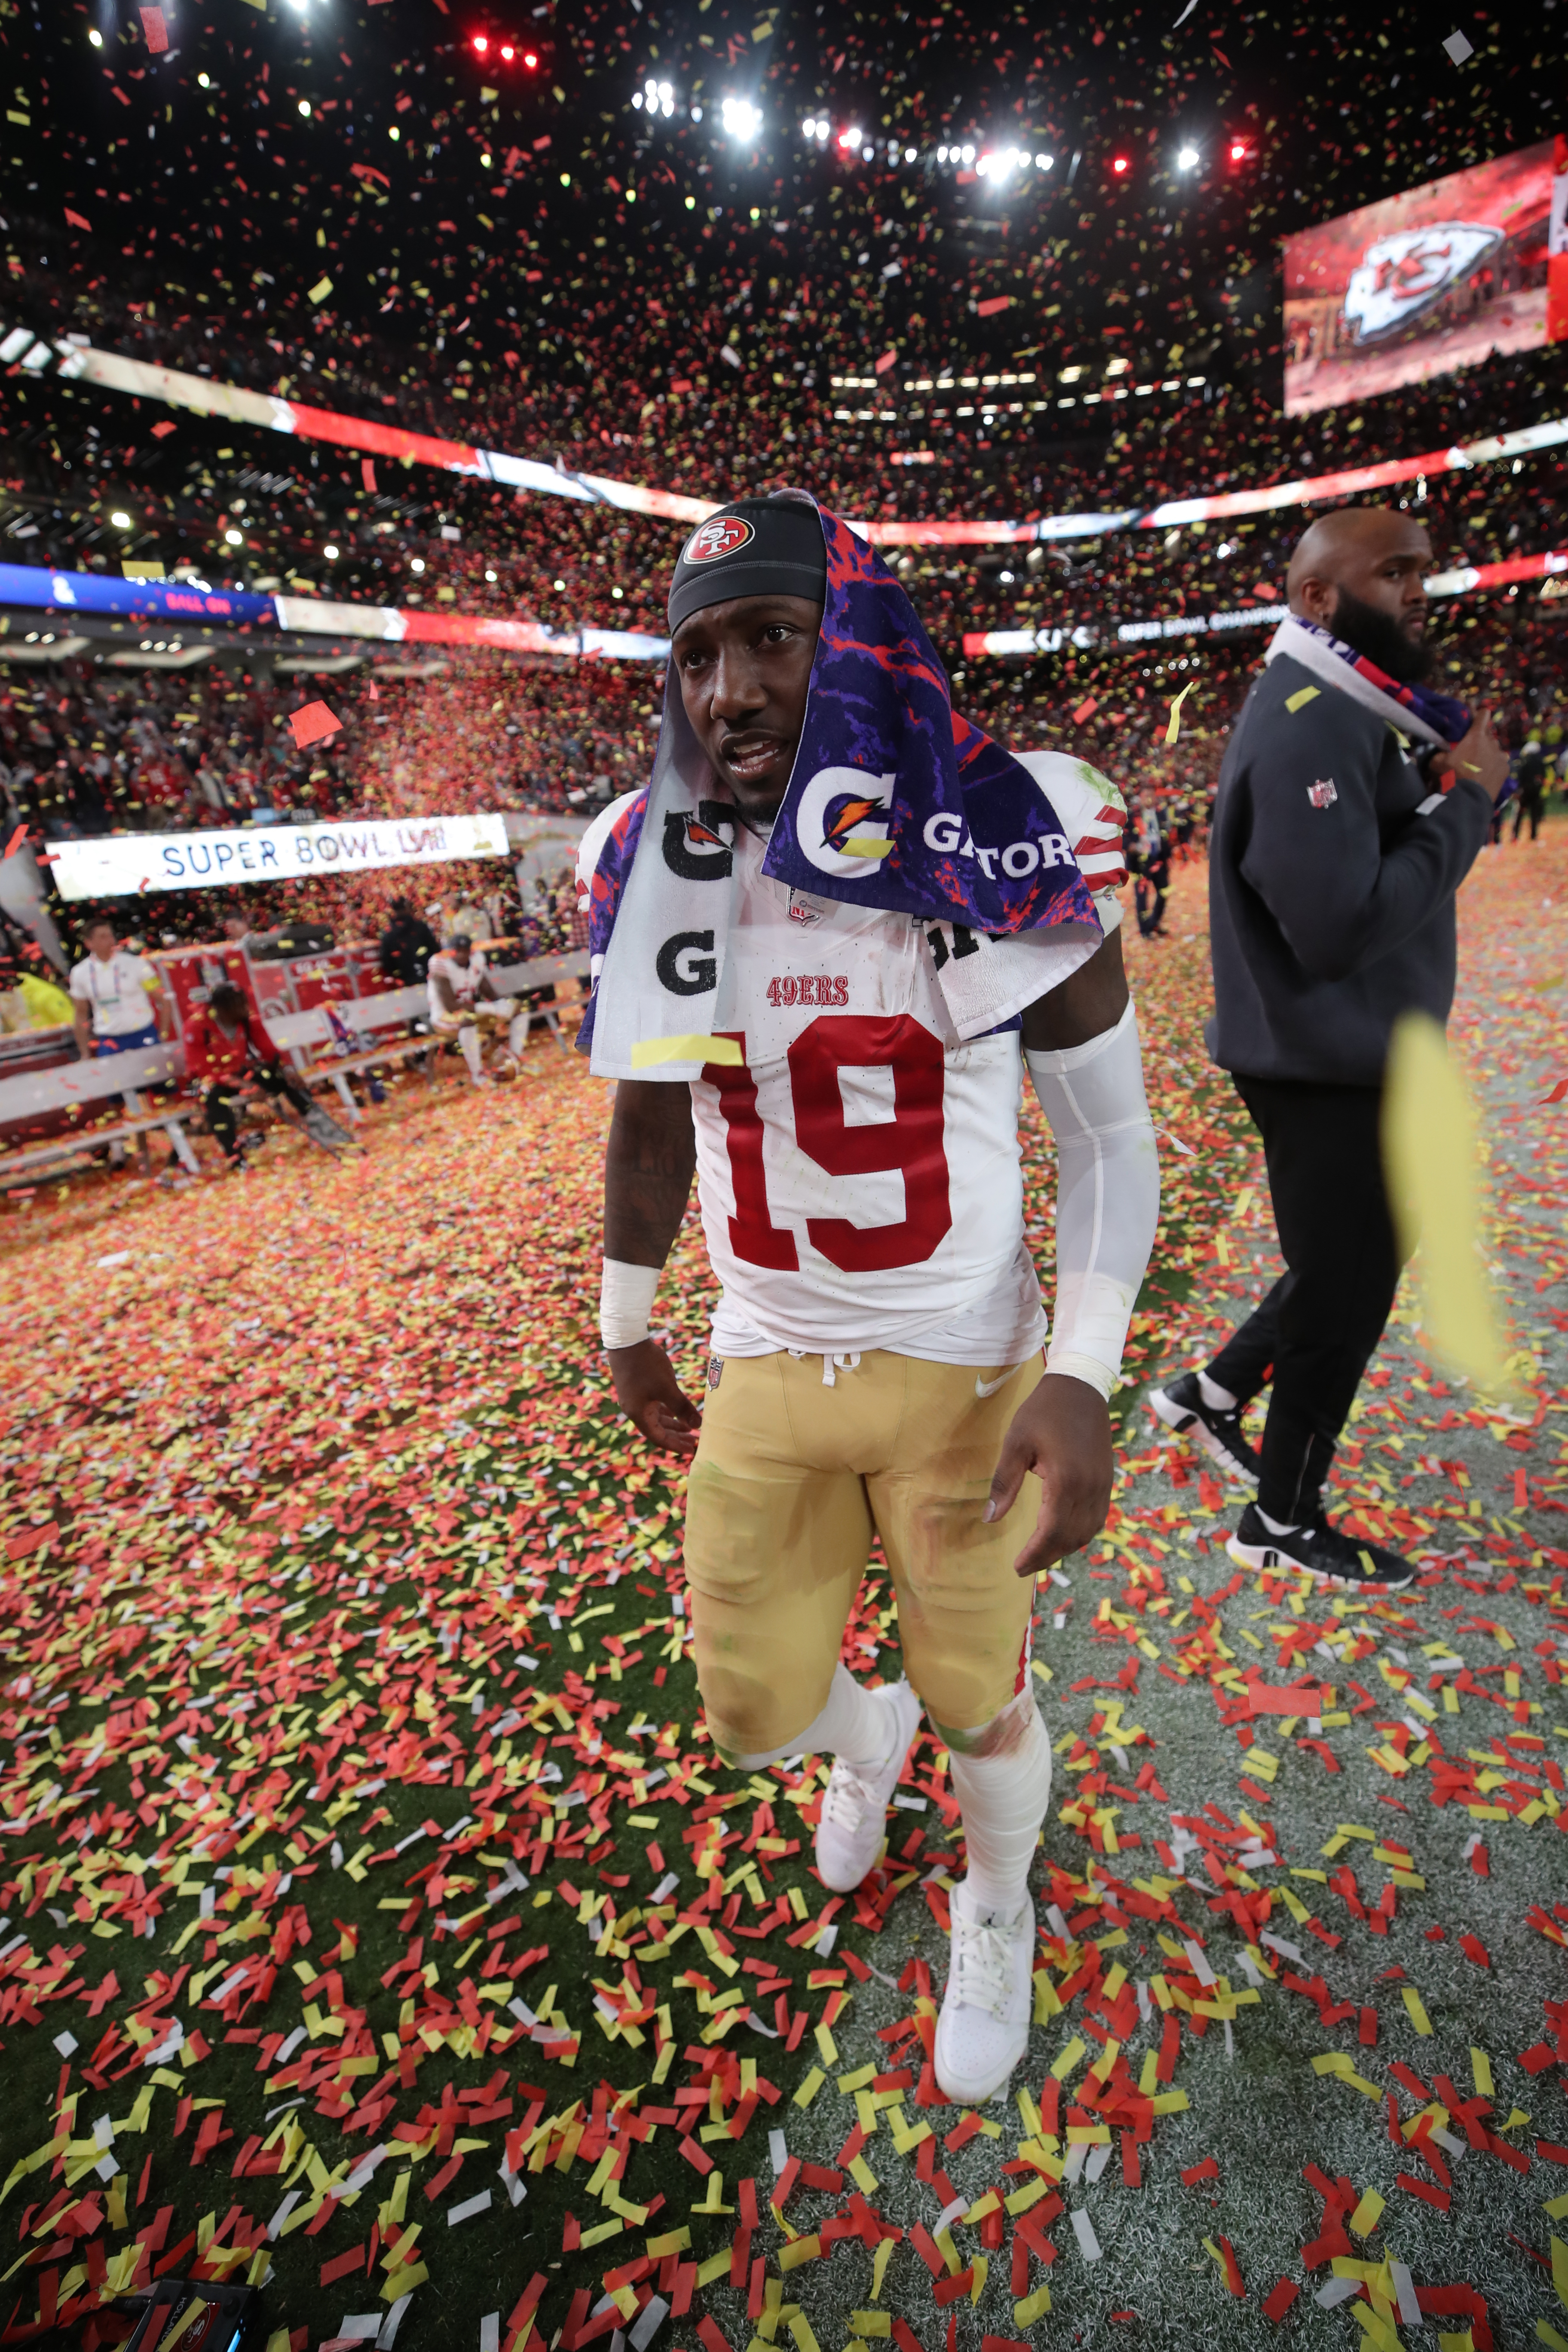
[1, 842, 1567, 2349]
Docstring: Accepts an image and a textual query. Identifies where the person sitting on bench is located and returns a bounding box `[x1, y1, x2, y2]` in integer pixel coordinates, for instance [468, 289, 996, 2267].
[426, 934, 528, 1085]
[185, 983, 315, 1169]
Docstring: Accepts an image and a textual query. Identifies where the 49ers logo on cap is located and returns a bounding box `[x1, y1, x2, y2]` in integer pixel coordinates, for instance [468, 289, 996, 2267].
[682, 514, 754, 565]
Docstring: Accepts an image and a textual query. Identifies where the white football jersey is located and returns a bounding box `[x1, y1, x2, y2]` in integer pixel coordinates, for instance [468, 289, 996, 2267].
[692, 826, 1048, 1362]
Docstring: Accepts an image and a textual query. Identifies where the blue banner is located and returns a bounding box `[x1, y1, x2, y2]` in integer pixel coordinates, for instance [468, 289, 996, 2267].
[0, 562, 277, 629]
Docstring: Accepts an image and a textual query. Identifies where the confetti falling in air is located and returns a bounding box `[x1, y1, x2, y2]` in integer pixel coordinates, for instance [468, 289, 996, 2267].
[288, 702, 345, 752]
[2, 837, 1567, 2349]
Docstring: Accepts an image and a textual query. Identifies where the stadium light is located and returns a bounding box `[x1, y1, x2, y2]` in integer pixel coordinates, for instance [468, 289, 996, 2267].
[472, 33, 488, 52]
[499, 43, 514, 60]
[635, 77, 675, 116]
[722, 96, 761, 141]
[1228, 138, 1249, 162]
[1177, 144, 1199, 170]
[839, 123, 861, 149]
[1111, 153, 1130, 175]
[1035, 151, 1053, 169]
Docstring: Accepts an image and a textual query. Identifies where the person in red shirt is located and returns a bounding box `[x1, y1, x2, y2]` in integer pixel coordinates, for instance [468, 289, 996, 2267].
[185, 982, 312, 1168]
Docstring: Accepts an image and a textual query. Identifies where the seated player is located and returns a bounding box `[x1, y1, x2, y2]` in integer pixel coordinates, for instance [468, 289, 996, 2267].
[426, 933, 528, 1085]
[580, 495, 1157, 2106]
[184, 981, 315, 1169]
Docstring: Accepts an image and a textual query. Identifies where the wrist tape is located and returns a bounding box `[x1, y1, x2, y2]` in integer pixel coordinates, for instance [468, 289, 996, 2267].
[600, 1258, 661, 1351]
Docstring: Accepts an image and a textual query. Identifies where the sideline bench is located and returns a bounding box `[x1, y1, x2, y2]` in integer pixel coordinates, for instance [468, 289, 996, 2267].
[0, 954, 591, 1167]
[0, 1038, 201, 1186]
[0, 1106, 201, 1186]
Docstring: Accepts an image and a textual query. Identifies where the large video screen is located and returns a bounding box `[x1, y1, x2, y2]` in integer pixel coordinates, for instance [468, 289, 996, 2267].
[1283, 139, 1562, 417]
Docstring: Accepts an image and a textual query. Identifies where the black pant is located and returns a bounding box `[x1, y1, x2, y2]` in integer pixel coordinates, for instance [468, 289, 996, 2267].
[1206, 1075, 1406, 1525]
[1135, 864, 1169, 937]
[1513, 793, 1544, 841]
[204, 1067, 309, 1160]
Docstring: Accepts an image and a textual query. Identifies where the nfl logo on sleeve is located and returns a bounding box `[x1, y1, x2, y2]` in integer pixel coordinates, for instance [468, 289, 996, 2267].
[1307, 779, 1338, 809]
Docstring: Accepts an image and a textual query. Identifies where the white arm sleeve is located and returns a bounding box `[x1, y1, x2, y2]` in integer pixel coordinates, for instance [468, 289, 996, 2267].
[1024, 998, 1160, 1401]
[600, 1259, 661, 1351]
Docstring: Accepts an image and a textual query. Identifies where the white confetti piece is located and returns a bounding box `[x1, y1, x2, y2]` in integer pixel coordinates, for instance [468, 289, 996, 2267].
[1070, 2208, 1102, 2262]
[631, 2299, 669, 2352]
[769, 2127, 788, 2175]
[479, 2317, 500, 2352]
[53, 2031, 78, 2057]
[447, 2190, 493, 2226]
[1441, 28, 1473, 62]
[267, 2190, 302, 2240]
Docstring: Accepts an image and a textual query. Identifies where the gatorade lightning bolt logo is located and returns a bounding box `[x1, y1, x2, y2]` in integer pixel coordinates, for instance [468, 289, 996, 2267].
[681, 514, 754, 564]
[822, 793, 883, 851]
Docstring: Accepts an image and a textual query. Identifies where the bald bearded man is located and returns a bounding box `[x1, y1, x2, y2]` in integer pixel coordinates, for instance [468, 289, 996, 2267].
[1150, 505, 1508, 1588]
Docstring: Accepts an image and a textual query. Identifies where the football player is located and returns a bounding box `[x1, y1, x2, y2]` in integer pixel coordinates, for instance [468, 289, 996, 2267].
[582, 495, 1158, 2104]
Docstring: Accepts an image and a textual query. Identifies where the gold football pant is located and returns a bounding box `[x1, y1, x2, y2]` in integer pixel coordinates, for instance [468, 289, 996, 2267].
[684, 1350, 1041, 1758]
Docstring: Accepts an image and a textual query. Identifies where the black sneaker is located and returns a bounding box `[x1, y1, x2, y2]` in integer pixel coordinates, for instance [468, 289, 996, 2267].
[1227, 1503, 1415, 1590]
[1148, 1370, 1260, 1485]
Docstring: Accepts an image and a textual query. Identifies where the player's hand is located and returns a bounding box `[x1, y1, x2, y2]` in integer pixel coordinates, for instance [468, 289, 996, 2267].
[1443, 713, 1510, 804]
[986, 1372, 1114, 1578]
[608, 1339, 702, 1458]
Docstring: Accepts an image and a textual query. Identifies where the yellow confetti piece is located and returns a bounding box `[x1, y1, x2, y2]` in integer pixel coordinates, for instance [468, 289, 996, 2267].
[630, 1034, 744, 1069]
[851, 2316, 891, 2340]
[307, 277, 334, 306]
[778, 2234, 821, 2272]
[1553, 2245, 1568, 2319]
[1165, 680, 1195, 742]
[1285, 684, 1321, 712]
[1382, 1011, 1516, 1396]
[792, 2067, 825, 2110]
[1348, 2187, 1384, 2237]
[1471, 2047, 1494, 2098]
[1401, 1985, 1433, 2037]
[841, 837, 895, 858]
[1015, 2285, 1053, 2324]
[1049, 2036, 1086, 2081]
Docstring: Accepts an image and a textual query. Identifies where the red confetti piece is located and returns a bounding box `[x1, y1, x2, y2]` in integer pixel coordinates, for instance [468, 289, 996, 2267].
[289, 700, 345, 749]
[1262, 2280, 1300, 2323]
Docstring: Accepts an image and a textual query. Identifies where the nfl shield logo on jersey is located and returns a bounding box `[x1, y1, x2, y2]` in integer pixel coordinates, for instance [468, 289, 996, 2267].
[1307, 778, 1338, 809]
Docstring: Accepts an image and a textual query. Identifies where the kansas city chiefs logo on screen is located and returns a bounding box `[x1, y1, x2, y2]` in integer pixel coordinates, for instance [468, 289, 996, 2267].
[682, 514, 754, 564]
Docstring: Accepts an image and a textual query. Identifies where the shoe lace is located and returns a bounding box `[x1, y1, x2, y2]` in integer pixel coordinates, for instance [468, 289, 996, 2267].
[821, 1755, 887, 1830]
[949, 1910, 1017, 2018]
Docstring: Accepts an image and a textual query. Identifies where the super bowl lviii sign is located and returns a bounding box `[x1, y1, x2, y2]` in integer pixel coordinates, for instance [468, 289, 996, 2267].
[47, 813, 511, 901]
[1283, 137, 1567, 418]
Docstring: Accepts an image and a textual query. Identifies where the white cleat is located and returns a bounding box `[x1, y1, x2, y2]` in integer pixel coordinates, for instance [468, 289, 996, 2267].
[813, 1679, 923, 1893]
[934, 1878, 1035, 2106]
